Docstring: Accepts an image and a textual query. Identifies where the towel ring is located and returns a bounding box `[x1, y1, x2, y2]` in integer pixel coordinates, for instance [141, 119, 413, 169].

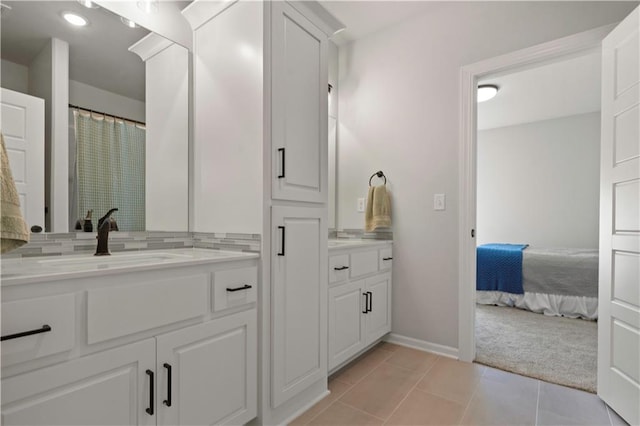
[369, 171, 387, 186]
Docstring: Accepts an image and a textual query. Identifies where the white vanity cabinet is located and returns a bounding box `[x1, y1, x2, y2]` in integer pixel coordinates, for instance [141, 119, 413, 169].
[271, 1, 328, 204]
[1, 252, 258, 426]
[327, 243, 392, 372]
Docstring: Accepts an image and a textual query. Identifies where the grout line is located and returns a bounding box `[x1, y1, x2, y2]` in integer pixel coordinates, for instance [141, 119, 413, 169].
[382, 358, 438, 424]
[338, 400, 388, 422]
[458, 366, 486, 425]
[535, 379, 541, 426]
[297, 381, 356, 425]
[605, 404, 614, 426]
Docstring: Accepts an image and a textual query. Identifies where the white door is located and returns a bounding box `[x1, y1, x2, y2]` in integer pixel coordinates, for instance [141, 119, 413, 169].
[271, 206, 327, 407]
[598, 6, 640, 425]
[271, 1, 328, 204]
[1, 339, 155, 426]
[328, 279, 367, 370]
[365, 273, 392, 344]
[155, 311, 257, 426]
[1, 88, 45, 230]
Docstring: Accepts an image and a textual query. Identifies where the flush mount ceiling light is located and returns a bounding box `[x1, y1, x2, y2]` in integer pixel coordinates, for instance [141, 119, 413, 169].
[62, 12, 88, 26]
[120, 16, 138, 28]
[77, 0, 99, 8]
[137, 0, 159, 14]
[477, 84, 499, 102]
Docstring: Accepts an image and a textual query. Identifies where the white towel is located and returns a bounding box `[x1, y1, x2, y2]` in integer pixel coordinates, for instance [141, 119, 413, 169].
[1, 133, 30, 253]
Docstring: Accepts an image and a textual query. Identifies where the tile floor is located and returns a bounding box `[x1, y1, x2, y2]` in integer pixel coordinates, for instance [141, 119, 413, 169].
[291, 343, 628, 426]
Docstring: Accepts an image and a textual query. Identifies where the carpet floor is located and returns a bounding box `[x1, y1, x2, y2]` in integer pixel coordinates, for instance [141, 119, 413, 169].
[475, 304, 597, 393]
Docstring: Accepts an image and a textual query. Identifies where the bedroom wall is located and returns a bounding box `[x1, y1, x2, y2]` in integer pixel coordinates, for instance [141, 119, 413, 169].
[477, 112, 601, 249]
[337, 2, 637, 350]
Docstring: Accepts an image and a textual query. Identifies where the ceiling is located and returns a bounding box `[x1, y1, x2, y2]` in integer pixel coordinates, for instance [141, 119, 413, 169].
[1, 1, 151, 101]
[477, 51, 602, 130]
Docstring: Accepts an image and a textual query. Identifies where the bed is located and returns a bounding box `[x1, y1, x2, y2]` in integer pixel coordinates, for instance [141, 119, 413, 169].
[476, 244, 599, 320]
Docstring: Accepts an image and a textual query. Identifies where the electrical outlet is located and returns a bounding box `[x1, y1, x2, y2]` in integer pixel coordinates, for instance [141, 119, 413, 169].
[434, 194, 446, 211]
[357, 198, 365, 212]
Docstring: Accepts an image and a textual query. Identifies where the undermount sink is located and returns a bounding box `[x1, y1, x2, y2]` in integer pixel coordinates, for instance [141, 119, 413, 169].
[38, 252, 193, 268]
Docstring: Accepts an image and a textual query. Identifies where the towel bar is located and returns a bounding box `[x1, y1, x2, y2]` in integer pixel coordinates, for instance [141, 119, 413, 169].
[369, 171, 386, 186]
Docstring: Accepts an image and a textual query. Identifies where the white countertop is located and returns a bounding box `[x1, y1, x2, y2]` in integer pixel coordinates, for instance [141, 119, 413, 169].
[328, 239, 392, 251]
[1, 248, 259, 286]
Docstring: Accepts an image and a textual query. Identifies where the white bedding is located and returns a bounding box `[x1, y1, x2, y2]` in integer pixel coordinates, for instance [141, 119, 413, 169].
[476, 290, 598, 320]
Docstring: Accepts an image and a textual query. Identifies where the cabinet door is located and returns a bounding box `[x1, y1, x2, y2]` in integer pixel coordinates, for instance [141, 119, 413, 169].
[156, 310, 257, 426]
[328, 280, 367, 371]
[366, 273, 392, 344]
[272, 206, 327, 407]
[1, 339, 155, 426]
[271, 1, 328, 203]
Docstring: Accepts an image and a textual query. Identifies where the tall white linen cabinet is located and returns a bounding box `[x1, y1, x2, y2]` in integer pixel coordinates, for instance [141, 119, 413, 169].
[183, 1, 343, 424]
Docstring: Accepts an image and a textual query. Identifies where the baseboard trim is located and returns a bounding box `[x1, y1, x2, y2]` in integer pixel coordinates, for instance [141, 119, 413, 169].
[385, 333, 459, 359]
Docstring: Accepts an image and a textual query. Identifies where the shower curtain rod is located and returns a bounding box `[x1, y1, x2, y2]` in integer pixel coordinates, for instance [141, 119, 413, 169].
[69, 104, 146, 126]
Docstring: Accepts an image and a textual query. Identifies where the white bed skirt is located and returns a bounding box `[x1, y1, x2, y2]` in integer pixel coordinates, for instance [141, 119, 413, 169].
[476, 291, 598, 320]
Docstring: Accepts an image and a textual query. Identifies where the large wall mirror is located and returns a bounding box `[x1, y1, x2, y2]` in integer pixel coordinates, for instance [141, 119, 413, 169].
[1, 0, 190, 233]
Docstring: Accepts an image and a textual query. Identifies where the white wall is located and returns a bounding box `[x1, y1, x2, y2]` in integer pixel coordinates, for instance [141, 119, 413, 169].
[337, 2, 637, 349]
[477, 112, 601, 249]
[144, 43, 189, 232]
[1, 59, 28, 93]
[69, 80, 145, 123]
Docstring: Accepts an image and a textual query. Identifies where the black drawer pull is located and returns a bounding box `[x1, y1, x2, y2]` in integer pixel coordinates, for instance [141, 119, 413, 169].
[333, 266, 349, 271]
[362, 292, 369, 314]
[226, 284, 253, 292]
[163, 363, 172, 407]
[146, 369, 154, 415]
[367, 291, 373, 313]
[277, 226, 285, 256]
[383, 257, 393, 261]
[277, 148, 285, 178]
[1, 324, 52, 341]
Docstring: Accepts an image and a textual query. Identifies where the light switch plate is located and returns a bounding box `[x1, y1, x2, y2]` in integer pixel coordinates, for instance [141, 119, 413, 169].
[434, 194, 445, 210]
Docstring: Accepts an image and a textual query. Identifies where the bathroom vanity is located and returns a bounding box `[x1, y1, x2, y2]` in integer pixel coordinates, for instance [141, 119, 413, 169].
[327, 240, 393, 372]
[0, 249, 258, 425]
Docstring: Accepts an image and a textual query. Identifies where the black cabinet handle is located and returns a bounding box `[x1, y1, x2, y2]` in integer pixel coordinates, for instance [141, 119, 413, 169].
[383, 257, 393, 261]
[367, 291, 373, 313]
[146, 369, 154, 415]
[226, 284, 253, 292]
[277, 226, 285, 256]
[333, 266, 349, 271]
[1, 324, 52, 341]
[362, 293, 368, 314]
[163, 363, 172, 407]
[277, 148, 285, 178]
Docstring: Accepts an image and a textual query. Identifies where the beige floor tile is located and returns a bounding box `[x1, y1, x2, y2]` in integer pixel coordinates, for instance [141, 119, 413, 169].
[537, 382, 610, 426]
[459, 375, 538, 426]
[377, 342, 400, 352]
[385, 346, 439, 373]
[482, 366, 539, 388]
[417, 357, 485, 405]
[340, 362, 424, 419]
[385, 388, 466, 426]
[537, 409, 610, 426]
[290, 379, 354, 425]
[331, 346, 394, 385]
[308, 401, 384, 425]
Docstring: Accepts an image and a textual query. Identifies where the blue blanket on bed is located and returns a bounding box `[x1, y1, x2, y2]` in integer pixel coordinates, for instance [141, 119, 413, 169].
[477, 243, 529, 294]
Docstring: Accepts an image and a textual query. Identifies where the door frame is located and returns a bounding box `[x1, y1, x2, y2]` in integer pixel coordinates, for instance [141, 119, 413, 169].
[457, 24, 615, 363]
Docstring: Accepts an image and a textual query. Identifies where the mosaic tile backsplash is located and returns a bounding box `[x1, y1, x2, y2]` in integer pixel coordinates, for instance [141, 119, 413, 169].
[3, 231, 261, 258]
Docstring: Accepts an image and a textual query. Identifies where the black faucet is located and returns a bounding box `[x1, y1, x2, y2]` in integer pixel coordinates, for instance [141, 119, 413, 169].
[95, 208, 118, 256]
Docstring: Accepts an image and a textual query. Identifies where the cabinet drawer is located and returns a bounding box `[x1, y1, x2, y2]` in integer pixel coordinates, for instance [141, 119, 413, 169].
[87, 274, 208, 344]
[349, 250, 378, 278]
[1, 294, 75, 367]
[379, 247, 393, 270]
[213, 266, 257, 311]
[329, 254, 349, 283]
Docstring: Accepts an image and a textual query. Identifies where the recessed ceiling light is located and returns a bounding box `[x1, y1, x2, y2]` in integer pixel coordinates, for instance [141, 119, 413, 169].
[477, 85, 499, 102]
[120, 17, 138, 28]
[62, 12, 88, 26]
[77, 0, 99, 9]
